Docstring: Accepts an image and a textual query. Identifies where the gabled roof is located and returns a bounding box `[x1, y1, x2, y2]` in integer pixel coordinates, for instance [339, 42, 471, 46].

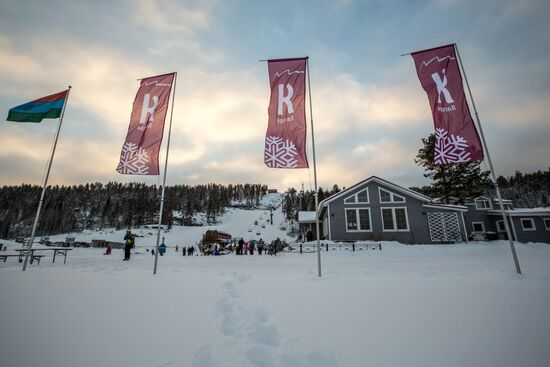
[318, 176, 432, 213]
[487, 208, 550, 216]
[434, 195, 513, 205]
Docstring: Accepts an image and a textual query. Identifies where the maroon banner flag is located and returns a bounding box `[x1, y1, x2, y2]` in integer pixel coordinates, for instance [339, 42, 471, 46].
[116, 73, 175, 175]
[411, 44, 483, 164]
[264, 58, 308, 168]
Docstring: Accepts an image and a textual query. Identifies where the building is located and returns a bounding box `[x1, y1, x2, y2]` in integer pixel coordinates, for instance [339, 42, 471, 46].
[317, 176, 550, 244]
[445, 196, 550, 243]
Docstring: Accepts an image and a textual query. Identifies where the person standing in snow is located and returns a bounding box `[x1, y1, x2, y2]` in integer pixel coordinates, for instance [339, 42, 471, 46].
[238, 238, 245, 255]
[123, 230, 135, 261]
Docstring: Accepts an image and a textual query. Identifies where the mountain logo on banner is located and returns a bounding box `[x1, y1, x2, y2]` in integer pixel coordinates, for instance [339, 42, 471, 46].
[419, 55, 456, 70]
[271, 69, 305, 82]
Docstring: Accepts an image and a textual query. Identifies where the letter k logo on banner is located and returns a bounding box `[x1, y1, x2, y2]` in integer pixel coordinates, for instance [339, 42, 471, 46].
[277, 84, 294, 115]
[140, 93, 159, 127]
[431, 68, 454, 104]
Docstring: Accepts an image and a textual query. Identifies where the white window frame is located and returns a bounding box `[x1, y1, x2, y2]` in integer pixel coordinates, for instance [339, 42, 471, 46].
[345, 208, 372, 232]
[520, 218, 536, 231]
[496, 220, 506, 233]
[378, 187, 406, 204]
[474, 198, 492, 210]
[344, 188, 369, 204]
[472, 222, 485, 233]
[544, 217, 550, 231]
[380, 207, 410, 232]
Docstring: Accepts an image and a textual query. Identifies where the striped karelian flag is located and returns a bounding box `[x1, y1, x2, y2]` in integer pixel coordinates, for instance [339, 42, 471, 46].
[7, 90, 68, 122]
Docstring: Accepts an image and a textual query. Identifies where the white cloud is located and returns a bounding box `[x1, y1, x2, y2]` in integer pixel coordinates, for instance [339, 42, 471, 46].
[132, 0, 212, 34]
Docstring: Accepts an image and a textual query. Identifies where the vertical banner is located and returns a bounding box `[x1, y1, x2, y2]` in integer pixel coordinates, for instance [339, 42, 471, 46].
[117, 73, 175, 175]
[264, 58, 308, 168]
[411, 45, 483, 164]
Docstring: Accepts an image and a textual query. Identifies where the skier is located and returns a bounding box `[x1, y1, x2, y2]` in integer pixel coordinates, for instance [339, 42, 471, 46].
[123, 231, 135, 261]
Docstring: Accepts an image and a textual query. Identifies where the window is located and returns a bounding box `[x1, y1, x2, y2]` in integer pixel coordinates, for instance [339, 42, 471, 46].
[544, 218, 550, 231]
[344, 189, 369, 204]
[475, 198, 492, 210]
[381, 207, 409, 231]
[496, 220, 506, 232]
[357, 190, 369, 203]
[379, 188, 406, 203]
[472, 222, 485, 233]
[346, 209, 357, 230]
[345, 208, 372, 232]
[520, 218, 536, 231]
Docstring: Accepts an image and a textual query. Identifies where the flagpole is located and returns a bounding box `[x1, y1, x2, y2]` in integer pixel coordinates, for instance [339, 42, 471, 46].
[306, 58, 322, 277]
[153, 73, 177, 275]
[22, 86, 72, 271]
[454, 44, 521, 274]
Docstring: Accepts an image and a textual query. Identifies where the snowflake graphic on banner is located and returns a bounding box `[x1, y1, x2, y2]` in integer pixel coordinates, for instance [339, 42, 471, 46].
[117, 142, 150, 174]
[264, 136, 298, 168]
[434, 128, 472, 164]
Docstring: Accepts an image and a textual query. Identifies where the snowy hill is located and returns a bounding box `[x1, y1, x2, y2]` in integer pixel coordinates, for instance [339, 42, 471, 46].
[41, 192, 294, 247]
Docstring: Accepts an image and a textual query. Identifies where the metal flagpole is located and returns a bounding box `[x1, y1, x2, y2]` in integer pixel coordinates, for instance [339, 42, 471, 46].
[454, 44, 521, 274]
[306, 57, 322, 277]
[22, 86, 72, 271]
[153, 73, 177, 275]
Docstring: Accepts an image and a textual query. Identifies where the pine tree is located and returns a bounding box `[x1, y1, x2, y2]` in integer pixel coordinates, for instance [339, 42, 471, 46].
[414, 133, 491, 202]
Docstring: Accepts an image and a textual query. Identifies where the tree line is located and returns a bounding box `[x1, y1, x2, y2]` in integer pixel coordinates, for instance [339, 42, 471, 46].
[0, 182, 267, 238]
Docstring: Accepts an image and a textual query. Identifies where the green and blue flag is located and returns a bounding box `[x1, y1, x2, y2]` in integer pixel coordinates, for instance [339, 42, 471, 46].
[7, 89, 68, 123]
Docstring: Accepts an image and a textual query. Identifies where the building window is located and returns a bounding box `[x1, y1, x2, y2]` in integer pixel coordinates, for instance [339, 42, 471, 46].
[520, 218, 536, 231]
[475, 198, 492, 210]
[345, 189, 369, 204]
[544, 218, 550, 231]
[345, 208, 372, 232]
[496, 220, 506, 232]
[381, 207, 409, 231]
[379, 188, 406, 204]
[357, 189, 369, 203]
[472, 222, 485, 233]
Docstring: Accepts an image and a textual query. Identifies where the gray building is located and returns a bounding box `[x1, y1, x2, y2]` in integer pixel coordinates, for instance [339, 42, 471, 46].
[318, 176, 550, 244]
[318, 176, 469, 244]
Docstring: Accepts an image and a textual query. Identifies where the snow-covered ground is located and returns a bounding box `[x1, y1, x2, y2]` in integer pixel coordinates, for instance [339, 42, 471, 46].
[1, 194, 549, 367]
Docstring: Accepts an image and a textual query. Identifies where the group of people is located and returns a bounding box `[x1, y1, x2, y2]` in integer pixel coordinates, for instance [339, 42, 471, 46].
[232, 238, 285, 256]
[234, 238, 263, 255]
[121, 231, 199, 260]
[177, 245, 196, 256]
[118, 230, 287, 260]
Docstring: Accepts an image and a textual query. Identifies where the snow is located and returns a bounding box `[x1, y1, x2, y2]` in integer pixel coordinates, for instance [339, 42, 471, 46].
[298, 211, 317, 223]
[1, 194, 550, 367]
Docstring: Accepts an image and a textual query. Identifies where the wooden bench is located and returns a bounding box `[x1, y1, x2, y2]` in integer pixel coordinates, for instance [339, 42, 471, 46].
[0, 253, 45, 265]
[0, 254, 21, 262]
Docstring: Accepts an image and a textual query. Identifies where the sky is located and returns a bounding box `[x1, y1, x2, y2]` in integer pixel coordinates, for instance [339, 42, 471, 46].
[0, 0, 549, 192]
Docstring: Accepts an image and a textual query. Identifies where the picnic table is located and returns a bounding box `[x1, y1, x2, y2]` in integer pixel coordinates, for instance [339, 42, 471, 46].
[14, 247, 73, 264]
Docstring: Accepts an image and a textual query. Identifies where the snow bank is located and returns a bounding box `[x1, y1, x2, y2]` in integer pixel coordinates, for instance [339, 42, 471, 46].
[1, 241, 549, 367]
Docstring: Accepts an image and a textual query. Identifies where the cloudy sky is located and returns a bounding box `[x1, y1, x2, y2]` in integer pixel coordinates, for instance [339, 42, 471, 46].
[1, 0, 548, 192]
